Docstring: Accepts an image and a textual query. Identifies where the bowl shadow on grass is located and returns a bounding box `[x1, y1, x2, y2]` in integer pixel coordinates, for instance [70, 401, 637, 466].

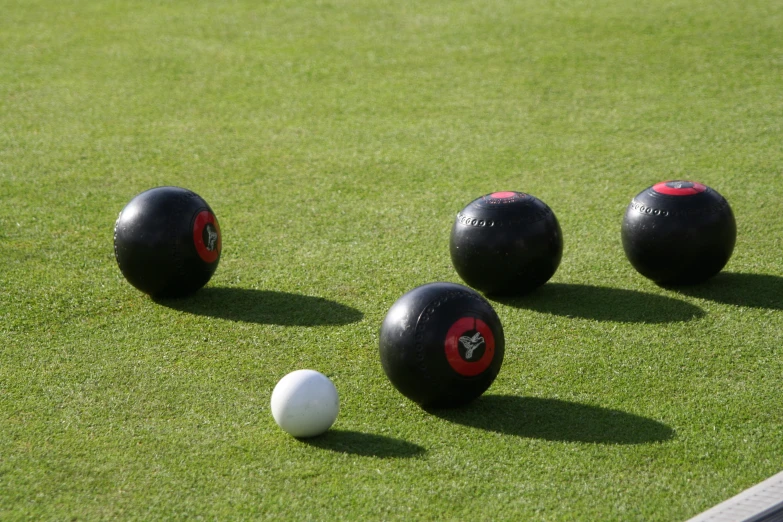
[154, 287, 363, 326]
[494, 283, 704, 323]
[663, 272, 783, 310]
[430, 395, 674, 444]
[301, 430, 426, 458]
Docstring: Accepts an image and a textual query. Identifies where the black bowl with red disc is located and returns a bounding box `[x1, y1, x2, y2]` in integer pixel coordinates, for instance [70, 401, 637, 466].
[621, 180, 736, 285]
[114, 186, 222, 298]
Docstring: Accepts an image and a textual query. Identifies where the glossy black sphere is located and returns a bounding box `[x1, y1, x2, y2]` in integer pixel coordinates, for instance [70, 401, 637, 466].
[621, 181, 736, 285]
[450, 191, 563, 296]
[114, 186, 222, 297]
[379, 282, 505, 408]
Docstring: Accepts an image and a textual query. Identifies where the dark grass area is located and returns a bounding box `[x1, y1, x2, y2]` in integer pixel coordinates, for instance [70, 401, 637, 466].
[495, 284, 706, 323]
[431, 395, 675, 444]
[666, 273, 783, 310]
[155, 288, 364, 326]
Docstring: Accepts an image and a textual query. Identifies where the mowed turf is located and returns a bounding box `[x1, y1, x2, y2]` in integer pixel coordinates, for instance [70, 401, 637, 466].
[1, 0, 782, 519]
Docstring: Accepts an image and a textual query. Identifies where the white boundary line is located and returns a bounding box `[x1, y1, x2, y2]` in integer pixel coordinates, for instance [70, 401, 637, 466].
[686, 470, 783, 522]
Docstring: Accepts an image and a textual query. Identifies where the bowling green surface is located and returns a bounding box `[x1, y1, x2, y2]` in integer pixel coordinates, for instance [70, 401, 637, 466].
[1, 1, 782, 520]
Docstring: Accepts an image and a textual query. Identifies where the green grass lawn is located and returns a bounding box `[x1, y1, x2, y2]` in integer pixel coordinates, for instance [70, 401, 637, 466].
[2, 0, 782, 519]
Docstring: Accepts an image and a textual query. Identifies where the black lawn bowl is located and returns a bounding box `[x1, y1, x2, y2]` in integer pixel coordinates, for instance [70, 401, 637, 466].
[114, 186, 222, 298]
[621, 181, 736, 285]
[379, 282, 505, 408]
[450, 191, 563, 296]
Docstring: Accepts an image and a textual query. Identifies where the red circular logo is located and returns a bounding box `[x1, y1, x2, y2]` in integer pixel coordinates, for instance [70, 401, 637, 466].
[481, 191, 528, 206]
[193, 210, 221, 263]
[444, 317, 495, 376]
[652, 181, 707, 196]
[489, 191, 518, 199]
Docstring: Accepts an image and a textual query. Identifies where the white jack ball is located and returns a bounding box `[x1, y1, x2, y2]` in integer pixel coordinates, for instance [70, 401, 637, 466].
[270, 369, 339, 438]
